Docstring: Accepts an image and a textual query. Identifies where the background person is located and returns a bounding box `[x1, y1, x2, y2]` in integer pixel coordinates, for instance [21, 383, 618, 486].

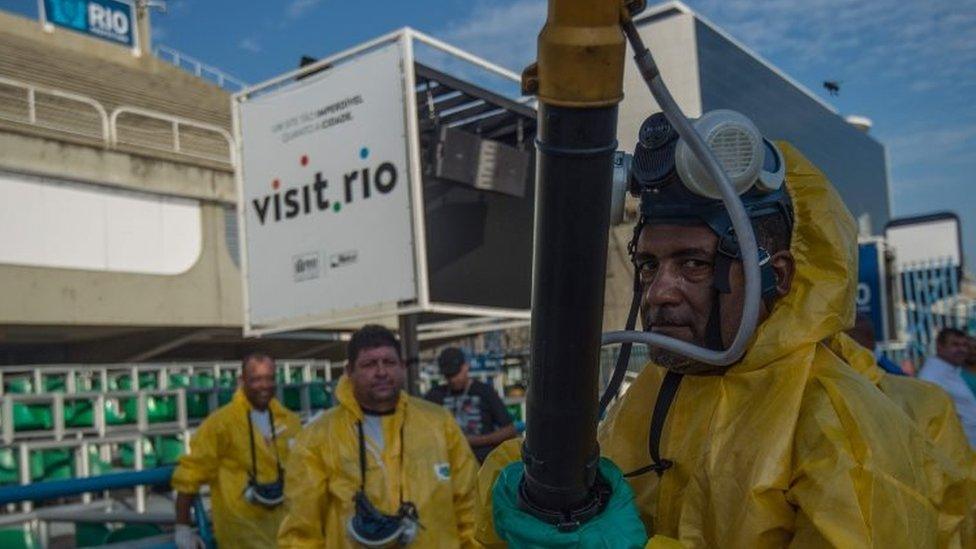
[278, 325, 478, 548]
[171, 352, 301, 549]
[962, 336, 976, 396]
[847, 312, 905, 375]
[919, 327, 976, 447]
[425, 347, 517, 462]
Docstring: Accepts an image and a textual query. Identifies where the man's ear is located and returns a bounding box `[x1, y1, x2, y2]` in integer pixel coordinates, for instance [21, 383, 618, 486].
[770, 250, 794, 297]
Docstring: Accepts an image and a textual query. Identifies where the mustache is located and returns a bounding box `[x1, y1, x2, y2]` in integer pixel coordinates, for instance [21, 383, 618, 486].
[642, 309, 693, 328]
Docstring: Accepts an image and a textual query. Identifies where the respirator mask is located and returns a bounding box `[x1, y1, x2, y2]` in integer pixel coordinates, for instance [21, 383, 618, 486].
[243, 410, 285, 508]
[346, 493, 420, 548]
[243, 474, 285, 507]
[601, 109, 793, 409]
[625, 109, 792, 303]
[346, 419, 421, 547]
[612, 109, 789, 232]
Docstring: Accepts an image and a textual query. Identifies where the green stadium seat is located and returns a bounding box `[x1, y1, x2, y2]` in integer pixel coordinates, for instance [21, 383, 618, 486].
[0, 527, 40, 549]
[119, 439, 157, 469]
[0, 448, 17, 485]
[32, 449, 73, 481]
[42, 376, 66, 393]
[12, 403, 53, 431]
[283, 386, 302, 411]
[5, 378, 33, 394]
[116, 372, 158, 391]
[104, 397, 131, 426]
[123, 395, 176, 424]
[153, 435, 185, 465]
[64, 400, 95, 428]
[88, 448, 113, 476]
[170, 374, 212, 418]
[75, 523, 111, 548]
[310, 381, 332, 409]
[219, 371, 236, 386]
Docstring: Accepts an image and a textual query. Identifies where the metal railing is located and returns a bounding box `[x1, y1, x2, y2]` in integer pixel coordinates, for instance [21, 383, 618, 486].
[0, 466, 213, 548]
[895, 258, 976, 366]
[6, 433, 169, 513]
[0, 75, 109, 143]
[110, 105, 236, 165]
[155, 45, 247, 92]
[0, 75, 236, 165]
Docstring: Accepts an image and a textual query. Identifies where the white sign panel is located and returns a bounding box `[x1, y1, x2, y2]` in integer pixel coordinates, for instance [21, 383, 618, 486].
[238, 43, 417, 329]
[885, 216, 961, 269]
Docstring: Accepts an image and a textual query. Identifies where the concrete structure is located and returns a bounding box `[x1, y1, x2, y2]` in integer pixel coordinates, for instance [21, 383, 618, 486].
[603, 1, 891, 330]
[0, 9, 256, 363]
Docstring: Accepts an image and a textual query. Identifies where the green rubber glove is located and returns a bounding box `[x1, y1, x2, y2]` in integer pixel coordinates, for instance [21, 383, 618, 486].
[492, 457, 648, 548]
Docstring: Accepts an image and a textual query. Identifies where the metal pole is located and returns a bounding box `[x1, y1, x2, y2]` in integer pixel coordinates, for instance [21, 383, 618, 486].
[399, 314, 420, 395]
[522, 103, 617, 512]
[516, 0, 627, 521]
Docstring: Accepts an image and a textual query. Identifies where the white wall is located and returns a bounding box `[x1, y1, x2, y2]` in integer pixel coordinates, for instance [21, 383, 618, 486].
[618, 12, 701, 153]
[0, 170, 202, 274]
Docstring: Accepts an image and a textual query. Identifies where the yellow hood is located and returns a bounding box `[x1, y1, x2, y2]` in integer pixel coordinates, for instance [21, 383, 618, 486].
[731, 142, 857, 372]
[598, 143, 946, 547]
[825, 332, 884, 384]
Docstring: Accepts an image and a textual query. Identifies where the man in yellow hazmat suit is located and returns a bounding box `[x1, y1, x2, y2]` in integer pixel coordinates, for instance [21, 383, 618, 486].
[278, 324, 479, 548]
[827, 331, 976, 544]
[477, 112, 973, 547]
[171, 352, 302, 549]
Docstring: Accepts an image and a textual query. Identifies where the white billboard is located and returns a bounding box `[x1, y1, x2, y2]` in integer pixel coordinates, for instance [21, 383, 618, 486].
[237, 42, 417, 331]
[885, 214, 962, 269]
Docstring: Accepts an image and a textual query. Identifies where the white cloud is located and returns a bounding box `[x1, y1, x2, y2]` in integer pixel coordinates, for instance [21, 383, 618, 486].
[436, 0, 545, 70]
[884, 123, 976, 169]
[685, 0, 976, 99]
[238, 38, 263, 53]
[286, 0, 322, 19]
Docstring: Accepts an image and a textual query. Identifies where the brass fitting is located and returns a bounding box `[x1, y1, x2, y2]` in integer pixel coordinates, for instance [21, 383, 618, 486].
[522, 0, 629, 108]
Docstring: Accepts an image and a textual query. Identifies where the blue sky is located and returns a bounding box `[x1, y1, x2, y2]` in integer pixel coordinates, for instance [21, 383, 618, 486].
[4, 0, 975, 266]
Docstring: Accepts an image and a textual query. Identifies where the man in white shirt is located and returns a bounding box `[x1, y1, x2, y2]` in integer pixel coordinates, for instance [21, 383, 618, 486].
[919, 327, 976, 447]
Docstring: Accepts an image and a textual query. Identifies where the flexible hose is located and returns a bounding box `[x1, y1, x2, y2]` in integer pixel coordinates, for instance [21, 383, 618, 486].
[602, 21, 761, 366]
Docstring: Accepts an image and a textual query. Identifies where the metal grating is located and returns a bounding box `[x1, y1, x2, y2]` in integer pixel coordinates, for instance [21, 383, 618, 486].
[413, 62, 536, 146]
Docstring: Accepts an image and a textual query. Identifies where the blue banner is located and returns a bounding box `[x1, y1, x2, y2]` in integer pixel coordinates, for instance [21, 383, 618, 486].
[43, 0, 135, 48]
[857, 241, 889, 342]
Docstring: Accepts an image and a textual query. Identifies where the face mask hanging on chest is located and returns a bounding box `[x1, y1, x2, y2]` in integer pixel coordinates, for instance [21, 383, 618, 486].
[346, 417, 422, 548]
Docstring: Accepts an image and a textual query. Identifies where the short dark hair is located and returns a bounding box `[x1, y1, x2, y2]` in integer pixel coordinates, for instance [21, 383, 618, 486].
[937, 327, 967, 346]
[241, 352, 274, 377]
[347, 324, 401, 366]
[752, 211, 792, 255]
[437, 347, 466, 378]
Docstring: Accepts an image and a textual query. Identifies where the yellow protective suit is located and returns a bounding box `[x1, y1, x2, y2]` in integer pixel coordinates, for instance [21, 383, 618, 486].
[277, 375, 479, 548]
[826, 332, 976, 544]
[171, 388, 301, 549]
[475, 143, 965, 547]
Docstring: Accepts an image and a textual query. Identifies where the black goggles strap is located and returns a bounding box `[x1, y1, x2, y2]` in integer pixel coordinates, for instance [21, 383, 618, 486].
[599, 268, 642, 417]
[624, 369, 683, 478]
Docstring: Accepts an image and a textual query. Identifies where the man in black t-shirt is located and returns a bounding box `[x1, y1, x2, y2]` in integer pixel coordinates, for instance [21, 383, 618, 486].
[425, 347, 517, 462]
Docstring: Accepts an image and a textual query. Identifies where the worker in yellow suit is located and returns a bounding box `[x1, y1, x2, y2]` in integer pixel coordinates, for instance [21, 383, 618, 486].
[171, 352, 302, 549]
[477, 112, 971, 547]
[278, 324, 479, 548]
[827, 330, 976, 544]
